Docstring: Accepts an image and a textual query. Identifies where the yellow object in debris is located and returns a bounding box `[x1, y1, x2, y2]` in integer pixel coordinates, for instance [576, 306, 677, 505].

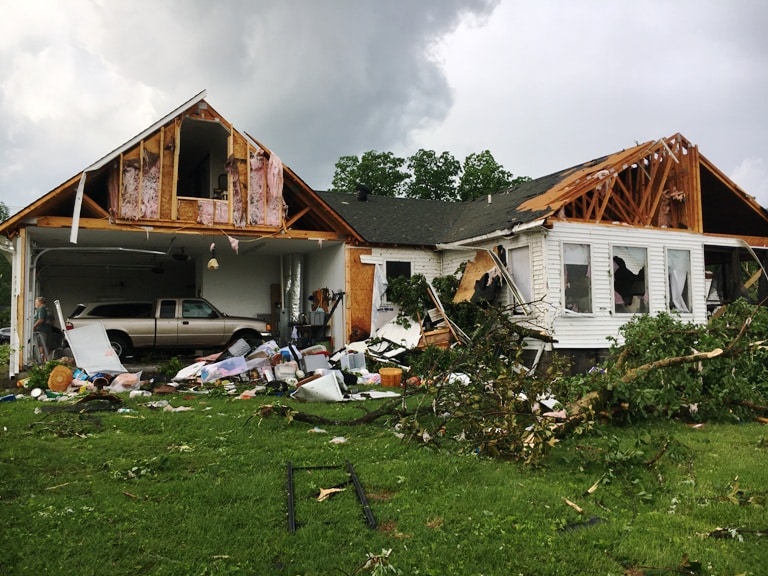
[48, 365, 73, 392]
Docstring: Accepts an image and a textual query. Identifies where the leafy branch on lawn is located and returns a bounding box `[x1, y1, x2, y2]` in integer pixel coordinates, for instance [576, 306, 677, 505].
[259, 272, 768, 465]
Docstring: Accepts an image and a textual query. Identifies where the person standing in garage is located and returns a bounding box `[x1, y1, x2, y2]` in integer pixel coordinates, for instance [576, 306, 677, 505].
[33, 296, 54, 361]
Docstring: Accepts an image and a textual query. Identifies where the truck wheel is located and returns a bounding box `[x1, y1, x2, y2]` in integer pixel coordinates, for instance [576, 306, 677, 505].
[234, 331, 263, 351]
[108, 333, 132, 360]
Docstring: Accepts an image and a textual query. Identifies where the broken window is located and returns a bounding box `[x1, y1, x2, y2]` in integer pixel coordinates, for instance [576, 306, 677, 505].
[612, 246, 647, 314]
[563, 243, 592, 313]
[667, 249, 691, 313]
[508, 246, 532, 315]
[706, 247, 768, 312]
[384, 261, 411, 306]
[705, 247, 760, 311]
[386, 260, 411, 280]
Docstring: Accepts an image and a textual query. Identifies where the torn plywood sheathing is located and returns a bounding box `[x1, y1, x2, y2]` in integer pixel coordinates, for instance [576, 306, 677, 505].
[454, 250, 496, 303]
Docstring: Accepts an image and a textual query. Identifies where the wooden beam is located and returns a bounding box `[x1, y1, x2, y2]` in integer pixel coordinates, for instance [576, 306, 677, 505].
[645, 155, 674, 226]
[611, 177, 644, 223]
[80, 195, 109, 218]
[595, 181, 614, 222]
[284, 206, 310, 229]
[33, 216, 344, 241]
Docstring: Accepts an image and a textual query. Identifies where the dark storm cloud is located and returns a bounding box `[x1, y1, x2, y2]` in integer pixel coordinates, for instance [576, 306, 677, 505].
[2, 0, 767, 211]
[79, 0, 500, 190]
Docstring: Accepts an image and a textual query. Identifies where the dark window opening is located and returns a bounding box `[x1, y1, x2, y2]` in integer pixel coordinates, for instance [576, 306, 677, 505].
[177, 118, 231, 199]
[386, 261, 411, 280]
[706, 247, 768, 311]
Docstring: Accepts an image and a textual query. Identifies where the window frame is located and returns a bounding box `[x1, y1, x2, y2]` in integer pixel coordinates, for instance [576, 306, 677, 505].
[507, 245, 532, 315]
[611, 245, 648, 315]
[562, 242, 593, 314]
[666, 248, 692, 314]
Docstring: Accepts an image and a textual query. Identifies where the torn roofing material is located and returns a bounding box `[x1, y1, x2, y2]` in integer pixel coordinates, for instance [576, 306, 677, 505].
[320, 134, 768, 247]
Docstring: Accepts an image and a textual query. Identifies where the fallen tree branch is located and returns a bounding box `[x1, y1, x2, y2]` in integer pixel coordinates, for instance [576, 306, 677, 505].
[620, 348, 723, 383]
[252, 397, 413, 427]
[552, 347, 726, 440]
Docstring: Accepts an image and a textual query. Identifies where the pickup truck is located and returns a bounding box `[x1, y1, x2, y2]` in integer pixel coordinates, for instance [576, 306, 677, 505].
[65, 297, 272, 359]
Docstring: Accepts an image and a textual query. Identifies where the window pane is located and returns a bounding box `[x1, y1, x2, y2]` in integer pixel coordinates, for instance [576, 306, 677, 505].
[564, 243, 591, 313]
[509, 246, 531, 314]
[613, 246, 647, 313]
[668, 249, 691, 312]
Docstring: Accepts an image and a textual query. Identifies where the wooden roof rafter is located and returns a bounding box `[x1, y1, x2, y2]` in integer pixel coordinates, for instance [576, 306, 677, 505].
[556, 135, 696, 228]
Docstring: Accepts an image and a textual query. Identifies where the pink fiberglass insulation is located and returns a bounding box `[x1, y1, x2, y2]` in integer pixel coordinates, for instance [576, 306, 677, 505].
[225, 156, 245, 228]
[266, 153, 284, 227]
[120, 159, 142, 220]
[248, 148, 267, 225]
[197, 199, 214, 226]
[141, 150, 160, 219]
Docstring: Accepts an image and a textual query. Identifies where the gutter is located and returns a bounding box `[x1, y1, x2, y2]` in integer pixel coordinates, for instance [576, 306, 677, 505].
[435, 218, 547, 251]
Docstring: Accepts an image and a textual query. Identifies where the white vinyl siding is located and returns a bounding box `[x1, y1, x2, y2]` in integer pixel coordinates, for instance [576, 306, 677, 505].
[543, 222, 708, 349]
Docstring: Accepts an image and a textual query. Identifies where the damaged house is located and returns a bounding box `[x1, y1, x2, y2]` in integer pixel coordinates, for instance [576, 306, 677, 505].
[320, 133, 768, 371]
[2, 90, 767, 376]
[0, 92, 363, 376]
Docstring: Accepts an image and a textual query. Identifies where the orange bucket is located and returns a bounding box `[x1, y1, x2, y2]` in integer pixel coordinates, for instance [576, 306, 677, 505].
[378, 367, 403, 387]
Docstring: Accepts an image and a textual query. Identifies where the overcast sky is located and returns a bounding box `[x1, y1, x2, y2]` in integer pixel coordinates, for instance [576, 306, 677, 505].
[2, 0, 767, 217]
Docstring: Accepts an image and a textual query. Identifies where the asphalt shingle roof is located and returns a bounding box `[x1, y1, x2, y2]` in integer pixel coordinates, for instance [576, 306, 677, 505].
[316, 164, 582, 246]
[316, 192, 459, 246]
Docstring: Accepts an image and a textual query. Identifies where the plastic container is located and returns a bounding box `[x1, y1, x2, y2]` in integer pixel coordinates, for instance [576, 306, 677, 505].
[274, 361, 298, 381]
[378, 367, 403, 387]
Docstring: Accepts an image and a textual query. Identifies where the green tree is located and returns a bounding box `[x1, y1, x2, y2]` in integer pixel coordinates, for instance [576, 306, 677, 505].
[330, 151, 409, 197]
[405, 149, 461, 201]
[458, 150, 531, 202]
[331, 149, 529, 202]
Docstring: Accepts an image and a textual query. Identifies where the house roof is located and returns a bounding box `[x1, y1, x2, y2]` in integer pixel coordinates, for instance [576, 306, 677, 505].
[320, 135, 768, 247]
[316, 191, 459, 246]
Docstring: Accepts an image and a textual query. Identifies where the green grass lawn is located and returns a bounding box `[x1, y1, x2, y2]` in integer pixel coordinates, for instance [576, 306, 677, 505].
[1, 391, 766, 576]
